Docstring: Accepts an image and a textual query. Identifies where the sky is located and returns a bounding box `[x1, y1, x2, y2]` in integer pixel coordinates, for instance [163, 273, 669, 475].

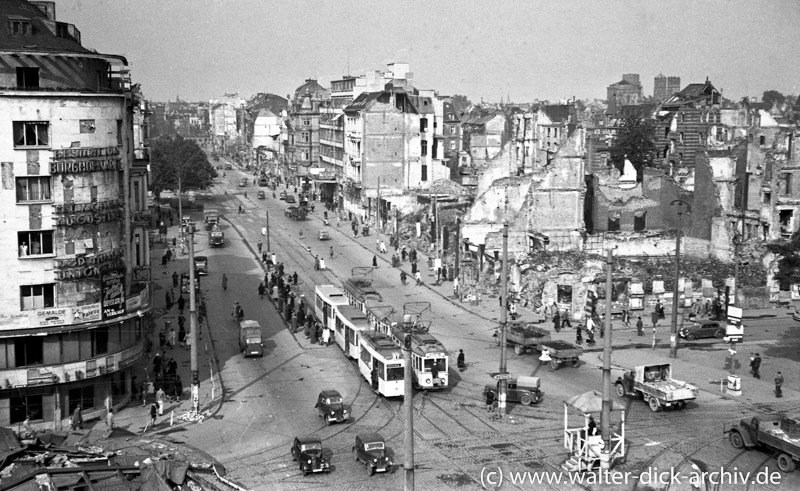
[57, 0, 800, 104]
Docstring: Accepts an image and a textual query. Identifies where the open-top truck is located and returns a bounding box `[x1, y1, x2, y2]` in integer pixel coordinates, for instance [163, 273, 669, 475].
[725, 413, 800, 473]
[506, 322, 583, 369]
[615, 363, 698, 411]
[204, 208, 220, 230]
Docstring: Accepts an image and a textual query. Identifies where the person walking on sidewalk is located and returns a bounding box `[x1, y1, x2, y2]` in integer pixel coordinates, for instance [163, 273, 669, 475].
[165, 290, 173, 310]
[105, 408, 115, 430]
[636, 316, 644, 336]
[372, 255, 378, 268]
[177, 294, 185, 312]
[775, 371, 784, 398]
[156, 386, 166, 415]
[400, 271, 407, 285]
[330, 246, 334, 259]
[553, 310, 561, 332]
[380, 240, 387, 254]
[222, 274, 228, 291]
[415, 271, 422, 286]
[149, 402, 158, 431]
[172, 272, 178, 288]
[622, 308, 630, 329]
[562, 309, 572, 330]
[71, 405, 83, 430]
[257, 239, 263, 254]
[457, 349, 466, 371]
[258, 282, 266, 299]
[750, 353, 762, 379]
[168, 327, 176, 349]
[152, 352, 163, 377]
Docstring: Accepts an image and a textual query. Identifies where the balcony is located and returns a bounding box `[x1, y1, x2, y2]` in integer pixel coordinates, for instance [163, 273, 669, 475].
[2, 342, 145, 389]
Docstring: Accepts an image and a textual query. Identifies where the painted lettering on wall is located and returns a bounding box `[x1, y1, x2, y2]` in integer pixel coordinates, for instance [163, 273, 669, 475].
[50, 146, 122, 174]
[54, 248, 124, 280]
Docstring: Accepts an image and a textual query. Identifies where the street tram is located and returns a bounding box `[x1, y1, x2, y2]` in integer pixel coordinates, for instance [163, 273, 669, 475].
[314, 285, 349, 330]
[334, 305, 370, 359]
[389, 326, 449, 389]
[343, 268, 383, 313]
[357, 330, 405, 397]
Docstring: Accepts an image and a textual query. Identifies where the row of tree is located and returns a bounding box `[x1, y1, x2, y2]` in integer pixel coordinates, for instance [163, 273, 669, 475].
[149, 136, 217, 196]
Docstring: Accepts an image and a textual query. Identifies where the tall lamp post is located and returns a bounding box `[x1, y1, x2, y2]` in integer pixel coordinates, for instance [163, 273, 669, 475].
[669, 200, 691, 358]
[497, 222, 510, 417]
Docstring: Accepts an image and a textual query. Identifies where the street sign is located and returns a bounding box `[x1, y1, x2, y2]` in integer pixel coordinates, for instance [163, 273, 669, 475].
[492, 373, 513, 381]
[727, 305, 742, 321]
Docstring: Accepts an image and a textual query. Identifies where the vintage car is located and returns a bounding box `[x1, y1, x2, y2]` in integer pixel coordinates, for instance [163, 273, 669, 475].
[318, 230, 330, 241]
[290, 435, 330, 476]
[224, 164, 232, 170]
[239, 178, 248, 187]
[353, 433, 393, 476]
[483, 376, 544, 406]
[285, 206, 307, 221]
[257, 190, 266, 199]
[215, 164, 223, 170]
[679, 320, 725, 341]
[315, 389, 348, 425]
[194, 255, 208, 276]
[285, 194, 296, 204]
[279, 191, 287, 200]
[258, 178, 268, 187]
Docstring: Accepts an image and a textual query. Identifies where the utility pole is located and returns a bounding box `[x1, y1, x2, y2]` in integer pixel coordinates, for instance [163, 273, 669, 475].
[669, 200, 690, 359]
[733, 174, 749, 306]
[265, 211, 271, 253]
[601, 248, 613, 446]
[188, 225, 200, 413]
[177, 175, 183, 248]
[403, 336, 414, 490]
[454, 217, 461, 282]
[377, 176, 382, 231]
[497, 222, 510, 417]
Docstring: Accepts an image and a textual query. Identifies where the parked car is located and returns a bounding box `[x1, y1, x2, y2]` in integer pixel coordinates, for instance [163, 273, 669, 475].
[483, 376, 544, 406]
[216, 165, 223, 170]
[258, 178, 268, 187]
[279, 191, 287, 200]
[257, 190, 266, 199]
[315, 389, 348, 425]
[224, 164, 232, 170]
[353, 433, 393, 476]
[285, 194, 296, 204]
[239, 178, 248, 188]
[290, 435, 330, 476]
[318, 230, 330, 241]
[679, 320, 725, 341]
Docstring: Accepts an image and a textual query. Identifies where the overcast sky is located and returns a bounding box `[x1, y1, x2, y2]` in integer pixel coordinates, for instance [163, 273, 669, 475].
[58, 0, 800, 104]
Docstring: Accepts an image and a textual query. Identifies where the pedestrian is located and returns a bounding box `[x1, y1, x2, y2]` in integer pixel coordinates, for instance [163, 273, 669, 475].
[257, 239, 263, 254]
[373, 255, 378, 268]
[636, 316, 644, 336]
[457, 349, 466, 371]
[322, 326, 331, 346]
[172, 236, 177, 247]
[172, 272, 178, 288]
[261, 226, 267, 237]
[238, 204, 243, 214]
[750, 353, 761, 379]
[167, 358, 178, 376]
[105, 408, 115, 430]
[401, 247, 407, 262]
[149, 402, 158, 430]
[330, 246, 334, 259]
[622, 308, 631, 328]
[162, 253, 168, 267]
[415, 271, 422, 286]
[411, 261, 418, 275]
[775, 371, 784, 397]
[156, 386, 166, 415]
[484, 389, 496, 412]
[380, 240, 386, 254]
[71, 405, 83, 430]
[575, 324, 583, 344]
[159, 331, 166, 349]
[179, 324, 186, 348]
[222, 273, 228, 291]
[562, 309, 572, 330]
[400, 271, 407, 285]
[152, 352, 162, 376]
[376, 238, 381, 251]
[553, 310, 561, 332]
[314, 255, 320, 270]
[258, 282, 266, 299]
[177, 294, 185, 312]
[165, 248, 172, 262]
[165, 290, 173, 310]
[168, 327, 176, 349]
[292, 272, 298, 285]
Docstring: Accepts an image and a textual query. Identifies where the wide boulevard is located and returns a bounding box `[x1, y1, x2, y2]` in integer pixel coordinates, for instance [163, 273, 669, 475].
[165, 159, 800, 491]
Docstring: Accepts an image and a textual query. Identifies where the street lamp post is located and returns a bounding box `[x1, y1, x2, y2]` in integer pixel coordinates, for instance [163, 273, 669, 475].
[497, 222, 510, 417]
[187, 224, 200, 413]
[669, 200, 690, 358]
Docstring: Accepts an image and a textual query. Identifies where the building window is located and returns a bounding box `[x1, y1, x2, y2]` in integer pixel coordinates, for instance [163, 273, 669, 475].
[421, 140, 428, 156]
[759, 135, 766, 146]
[79, 119, 96, 133]
[14, 337, 43, 368]
[301, 132, 309, 143]
[420, 118, 428, 133]
[10, 20, 32, 35]
[16, 67, 39, 88]
[20, 284, 55, 311]
[69, 386, 95, 414]
[18, 231, 54, 257]
[16, 177, 52, 202]
[300, 151, 309, 161]
[782, 173, 792, 195]
[421, 164, 428, 182]
[302, 119, 310, 127]
[763, 191, 771, 205]
[449, 125, 456, 135]
[608, 214, 621, 231]
[13, 121, 49, 148]
[449, 141, 456, 151]
[92, 326, 109, 356]
[679, 132, 684, 143]
[10, 394, 42, 424]
[117, 120, 123, 145]
[634, 211, 646, 231]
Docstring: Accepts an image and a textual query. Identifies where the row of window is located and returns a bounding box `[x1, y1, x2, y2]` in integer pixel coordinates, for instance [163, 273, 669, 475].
[12, 120, 123, 149]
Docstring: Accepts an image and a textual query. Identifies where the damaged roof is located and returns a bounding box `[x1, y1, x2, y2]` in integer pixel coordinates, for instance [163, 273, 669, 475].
[541, 104, 572, 124]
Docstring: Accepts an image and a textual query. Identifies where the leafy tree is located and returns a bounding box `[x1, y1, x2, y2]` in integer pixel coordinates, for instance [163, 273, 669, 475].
[450, 94, 472, 116]
[762, 90, 785, 107]
[766, 230, 800, 289]
[149, 135, 217, 196]
[609, 116, 656, 181]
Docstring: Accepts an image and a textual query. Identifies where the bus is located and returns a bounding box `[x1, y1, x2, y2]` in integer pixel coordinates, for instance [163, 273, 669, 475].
[389, 326, 449, 390]
[334, 305, 370, 359]
[343, 268, 382, 313]
[358, 331, 405, 397]
[315, 285, 349, 330]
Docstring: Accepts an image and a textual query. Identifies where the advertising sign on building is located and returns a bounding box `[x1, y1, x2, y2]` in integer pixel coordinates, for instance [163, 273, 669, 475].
[102, 270, 126, 319]
[29, 308, 70, 327]
[72, 303, 102, 324]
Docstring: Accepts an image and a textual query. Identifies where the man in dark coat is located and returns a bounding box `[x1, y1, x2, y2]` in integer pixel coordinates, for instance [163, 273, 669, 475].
[553, 310, 561, 332]
[750, 353, 761, 379]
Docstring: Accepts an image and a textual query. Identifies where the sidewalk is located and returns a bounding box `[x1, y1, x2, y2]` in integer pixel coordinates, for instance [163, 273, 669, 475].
[114, 223, 224, 435]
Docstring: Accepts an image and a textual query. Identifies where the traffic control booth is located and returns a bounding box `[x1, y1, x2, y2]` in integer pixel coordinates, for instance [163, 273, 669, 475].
[562, 391, 626, 472]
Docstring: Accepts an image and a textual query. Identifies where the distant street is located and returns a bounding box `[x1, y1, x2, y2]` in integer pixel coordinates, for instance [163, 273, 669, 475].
[167, 159, 800, 491]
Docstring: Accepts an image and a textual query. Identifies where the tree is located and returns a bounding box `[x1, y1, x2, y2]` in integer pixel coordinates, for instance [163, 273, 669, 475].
[149, 135, 217, 196]
[609, 116, 656, 181]
[766, 230, 800, 289]
[450, 94, 472, 117]
[762, 90, 785, 108]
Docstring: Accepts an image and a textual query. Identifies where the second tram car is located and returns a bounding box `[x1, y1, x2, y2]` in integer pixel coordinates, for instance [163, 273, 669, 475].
[357, 330, 405, 397]
[334, 305, 370, 359]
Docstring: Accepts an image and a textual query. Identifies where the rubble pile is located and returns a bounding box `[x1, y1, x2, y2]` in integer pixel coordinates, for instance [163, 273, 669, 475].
[177, 409, 212, 423]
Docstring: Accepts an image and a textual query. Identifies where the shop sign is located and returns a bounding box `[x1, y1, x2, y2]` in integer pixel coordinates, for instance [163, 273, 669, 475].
[29, 308, 70, 327]
[71, 303, 102, 324]
[55, 248, 125, 281]
[101, 270, 126, 319]
[50, 147, 122, 174]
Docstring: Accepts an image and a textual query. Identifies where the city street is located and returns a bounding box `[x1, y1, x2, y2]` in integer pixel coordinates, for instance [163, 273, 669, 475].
[171, 159, 800, 490]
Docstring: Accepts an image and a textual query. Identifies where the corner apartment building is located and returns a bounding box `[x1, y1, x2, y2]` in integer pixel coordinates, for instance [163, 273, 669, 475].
[285, 79, 329, 185]
[0, 0, 150, 429]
